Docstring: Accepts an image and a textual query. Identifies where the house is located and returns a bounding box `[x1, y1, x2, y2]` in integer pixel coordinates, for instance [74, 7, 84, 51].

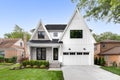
[0, 38, 25, 61]
[95, 40, 120, 66]
[28, 8, 95, 66]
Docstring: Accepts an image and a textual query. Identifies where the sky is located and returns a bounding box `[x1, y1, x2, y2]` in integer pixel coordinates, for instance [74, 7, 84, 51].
[0, 0, 120, 38]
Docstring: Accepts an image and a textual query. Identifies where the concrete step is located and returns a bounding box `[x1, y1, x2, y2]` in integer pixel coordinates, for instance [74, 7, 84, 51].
[49, 61, 61, 68]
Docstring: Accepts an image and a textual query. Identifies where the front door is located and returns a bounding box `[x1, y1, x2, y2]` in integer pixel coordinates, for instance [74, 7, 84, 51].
[37, 48, 46, 60]
[53, 48, 58, 60]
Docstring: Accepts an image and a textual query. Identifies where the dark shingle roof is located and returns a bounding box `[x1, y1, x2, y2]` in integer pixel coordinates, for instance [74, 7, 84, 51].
[29, 39, 63, 44]
[99, 46, 120, 55]
[45, 24, 67, 30]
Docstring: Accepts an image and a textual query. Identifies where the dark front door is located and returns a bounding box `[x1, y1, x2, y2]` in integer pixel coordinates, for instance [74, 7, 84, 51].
[53, 48, 58, 60]
[37, 48, 46, 60]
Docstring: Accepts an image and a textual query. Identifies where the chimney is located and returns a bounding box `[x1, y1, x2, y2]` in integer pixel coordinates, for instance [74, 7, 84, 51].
[23, 33, 27, 58]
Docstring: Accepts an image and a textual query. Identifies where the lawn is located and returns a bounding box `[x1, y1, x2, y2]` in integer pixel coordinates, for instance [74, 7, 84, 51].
[101, 66, 120, 76]
[0, 64, 64, 80]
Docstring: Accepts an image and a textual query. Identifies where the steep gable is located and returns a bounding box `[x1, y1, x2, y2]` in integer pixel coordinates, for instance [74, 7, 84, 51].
[60, 8, 96, 44]
[30, 20, 52, 40]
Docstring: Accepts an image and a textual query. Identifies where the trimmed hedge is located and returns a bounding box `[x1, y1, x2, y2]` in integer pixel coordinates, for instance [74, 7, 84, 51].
[22, 60, 49, 68]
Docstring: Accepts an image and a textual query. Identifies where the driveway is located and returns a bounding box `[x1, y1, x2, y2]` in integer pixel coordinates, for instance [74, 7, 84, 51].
[62, 65, 120, 80]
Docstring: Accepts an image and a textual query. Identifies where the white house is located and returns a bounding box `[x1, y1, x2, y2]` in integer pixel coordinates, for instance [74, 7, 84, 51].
[28, 8, 96, 66]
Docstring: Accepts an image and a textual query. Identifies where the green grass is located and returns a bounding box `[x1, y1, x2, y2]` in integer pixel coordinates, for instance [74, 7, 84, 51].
[101, 66, 120, 76]
[0, 64, 64, 80]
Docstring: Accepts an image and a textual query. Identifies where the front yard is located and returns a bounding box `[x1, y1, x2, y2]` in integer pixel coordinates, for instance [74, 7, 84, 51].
[101, 66, 120, 76]
[0, 63, 64, 80]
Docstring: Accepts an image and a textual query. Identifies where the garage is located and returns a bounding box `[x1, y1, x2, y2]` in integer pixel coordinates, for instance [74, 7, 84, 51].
[63, 52, 90, 65]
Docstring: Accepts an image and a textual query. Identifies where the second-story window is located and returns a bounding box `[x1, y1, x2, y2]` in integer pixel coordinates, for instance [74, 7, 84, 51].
[102, 44, 106, 48]
[20, 42, 22, 47]
[53, 32, 58, 37]
[38, 31, 45, 39]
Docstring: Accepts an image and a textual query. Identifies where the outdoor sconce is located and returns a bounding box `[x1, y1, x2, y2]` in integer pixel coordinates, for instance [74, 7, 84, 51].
[68, 48, 71, 50]
[83, 48, 86, 50]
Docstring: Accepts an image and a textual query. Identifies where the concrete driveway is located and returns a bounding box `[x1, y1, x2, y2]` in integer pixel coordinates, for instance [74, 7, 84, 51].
[62, 65, 120, 80]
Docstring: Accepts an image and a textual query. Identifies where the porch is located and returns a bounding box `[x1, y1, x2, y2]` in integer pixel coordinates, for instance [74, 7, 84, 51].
[28, 42, 63, 68]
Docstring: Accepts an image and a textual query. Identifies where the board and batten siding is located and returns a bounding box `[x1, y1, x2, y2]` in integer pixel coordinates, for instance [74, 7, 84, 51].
[61, 9, 95, 65]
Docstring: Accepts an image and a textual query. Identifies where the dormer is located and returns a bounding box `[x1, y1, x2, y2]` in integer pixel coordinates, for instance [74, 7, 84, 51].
[30, 20, 52, 40]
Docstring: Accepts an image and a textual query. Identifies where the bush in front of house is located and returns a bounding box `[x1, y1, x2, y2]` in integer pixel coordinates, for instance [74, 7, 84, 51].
[4, 56, 17, 63]
[94, 57, 105, 66]
[0, 56, 4, 62]
[100, 57, 105, 66]
[11, 56, 17, 63]
[112, 61, 117, 67]
[22, 60, 49, 69]
[94, 57, 98, 65]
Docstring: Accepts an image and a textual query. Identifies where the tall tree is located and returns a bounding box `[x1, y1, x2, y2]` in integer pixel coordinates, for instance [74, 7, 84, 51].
[4, 25, 31, 41]
[72, 0, 120, 23]
[93, 32, 120, 42]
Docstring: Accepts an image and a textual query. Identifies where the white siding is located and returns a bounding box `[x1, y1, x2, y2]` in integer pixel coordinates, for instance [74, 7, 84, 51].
[61, 9, 95, 65]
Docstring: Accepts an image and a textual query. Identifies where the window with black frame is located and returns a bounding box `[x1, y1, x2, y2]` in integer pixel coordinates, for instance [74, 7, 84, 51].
[38, 31, 45, 39]
[70, 30, 83, 38]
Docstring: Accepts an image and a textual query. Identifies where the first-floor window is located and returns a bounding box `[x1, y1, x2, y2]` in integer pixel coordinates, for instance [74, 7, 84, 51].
[0, 51, 5, 57]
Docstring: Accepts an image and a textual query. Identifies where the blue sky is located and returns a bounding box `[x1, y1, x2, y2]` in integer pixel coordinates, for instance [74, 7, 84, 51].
[0, 0, 120, 38]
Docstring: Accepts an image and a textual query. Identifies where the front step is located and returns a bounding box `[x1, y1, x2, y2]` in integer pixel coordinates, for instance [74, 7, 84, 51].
[49, 61, 61, 68]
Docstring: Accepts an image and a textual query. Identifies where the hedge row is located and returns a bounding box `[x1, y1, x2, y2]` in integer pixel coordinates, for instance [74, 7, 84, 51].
[22, 60, 49, 68]
[0, 56, 17, 63]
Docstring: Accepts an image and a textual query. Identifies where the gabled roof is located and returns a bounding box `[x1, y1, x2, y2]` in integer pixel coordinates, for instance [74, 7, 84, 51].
[45, 24, 67, 30]
[99, 46, 120, 55]
[59, 7, 96, 43]
[0, 38, 19, 48]
[30, 20, 52, 40]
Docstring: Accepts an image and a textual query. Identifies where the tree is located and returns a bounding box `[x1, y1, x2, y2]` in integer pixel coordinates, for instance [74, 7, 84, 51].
[71, 0, 120, 23]
[4, 25, 31, 41]
[93, 32, 120, 42]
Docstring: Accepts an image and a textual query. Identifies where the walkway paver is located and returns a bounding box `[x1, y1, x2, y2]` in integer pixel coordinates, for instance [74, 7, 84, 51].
[62, 65, 120, 80]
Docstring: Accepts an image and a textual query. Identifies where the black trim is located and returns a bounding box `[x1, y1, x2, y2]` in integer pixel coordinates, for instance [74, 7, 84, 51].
[53, 48, 58, 60]
[29, 39, 63, 44]
[37, 48, 46, 60]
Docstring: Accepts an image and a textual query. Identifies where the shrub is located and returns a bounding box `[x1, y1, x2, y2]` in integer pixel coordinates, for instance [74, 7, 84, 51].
[45, 61, 49, 67]
[100, 57, 105, 66]
[94, 57, 98, 65]
[22, 60, 28, 67]
[98, 57, 102, 65]
[29, 60, 34, 67]
[11, 56, 17, 63]
[0, 56, 4, 62]
[40, 64, 46, 68]
[112, 61, 117, 67]
[22, 60, 49, 68]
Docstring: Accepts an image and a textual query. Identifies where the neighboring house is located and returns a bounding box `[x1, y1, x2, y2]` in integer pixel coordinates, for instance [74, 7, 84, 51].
[95, 40, 120, 66]
[28, 8, 95, 66]
[0, 38, 25, 61]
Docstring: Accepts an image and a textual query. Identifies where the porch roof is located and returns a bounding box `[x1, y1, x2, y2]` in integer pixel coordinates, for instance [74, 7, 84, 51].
[28, 39, 62, 47]
[29, 39, 63, 44]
